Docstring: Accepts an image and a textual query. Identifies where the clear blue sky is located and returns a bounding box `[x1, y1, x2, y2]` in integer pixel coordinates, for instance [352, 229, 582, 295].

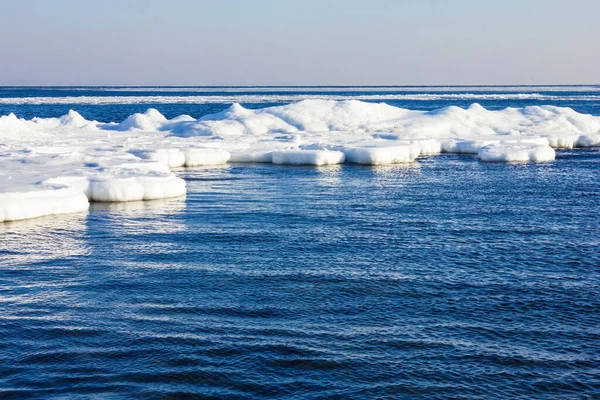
[0, 0, 598, 85]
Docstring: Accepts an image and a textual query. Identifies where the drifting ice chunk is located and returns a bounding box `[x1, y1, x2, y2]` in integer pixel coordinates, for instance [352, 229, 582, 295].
[478, 143, 556, 162]
[344, 146, 418, 165]
[271, 150, 345, 166]
[575, 134, 600, 147]
[88, 175, 186, 202]
[0, 188, 89, 222]
[44, 162, 187, 203]
[443, 137, 550, 154]
[443, 140, 500, 154]
[546, 133, 600, 148]
[229, 151, 273, 163]
[184, 149, 231, 166]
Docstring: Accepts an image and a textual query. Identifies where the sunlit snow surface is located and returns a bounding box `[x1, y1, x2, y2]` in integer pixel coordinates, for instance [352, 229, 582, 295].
[1, 96, 600, 221]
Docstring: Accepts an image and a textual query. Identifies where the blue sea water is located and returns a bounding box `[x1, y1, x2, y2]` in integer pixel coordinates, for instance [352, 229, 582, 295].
[0, 87, 599, 399]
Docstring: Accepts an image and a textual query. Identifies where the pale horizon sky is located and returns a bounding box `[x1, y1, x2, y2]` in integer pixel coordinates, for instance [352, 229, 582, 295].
[0, 0, 598, 86]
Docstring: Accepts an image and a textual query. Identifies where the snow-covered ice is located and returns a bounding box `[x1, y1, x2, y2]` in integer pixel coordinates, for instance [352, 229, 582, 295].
[1, 100, 600, 221]
[272, 150, 345, 166]
[0, 187, 89, 223]
[478, 143, 556, 163]
[344, 146, 418, 165]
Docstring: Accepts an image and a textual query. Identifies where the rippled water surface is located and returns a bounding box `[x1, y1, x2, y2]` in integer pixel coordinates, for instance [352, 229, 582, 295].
[1, 149, 599, 398]
[2, 85, 600, 120]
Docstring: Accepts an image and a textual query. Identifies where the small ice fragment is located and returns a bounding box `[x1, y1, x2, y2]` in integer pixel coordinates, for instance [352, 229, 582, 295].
[271, 150, 345, 166]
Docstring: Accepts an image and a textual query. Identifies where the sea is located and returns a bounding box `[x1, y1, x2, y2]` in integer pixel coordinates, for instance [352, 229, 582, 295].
[1, 86, 599, 399]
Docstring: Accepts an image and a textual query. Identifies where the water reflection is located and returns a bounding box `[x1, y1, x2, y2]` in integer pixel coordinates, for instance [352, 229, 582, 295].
[84, 197, 188, 272]
[89, 196, 186, 216]
[315, 164, 343, 187]
[0, 212, 90, 266]
[88, 196, 187, 235]
[369, 161, 422, 177]
[0, 197, 187, 268]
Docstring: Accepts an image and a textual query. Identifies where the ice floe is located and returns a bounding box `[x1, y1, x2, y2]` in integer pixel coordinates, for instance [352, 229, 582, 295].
[344, 146, 418, 165]
[478, 143, 556, 163]
[1, 100, 600, 221]
[272, 150, 345, 166]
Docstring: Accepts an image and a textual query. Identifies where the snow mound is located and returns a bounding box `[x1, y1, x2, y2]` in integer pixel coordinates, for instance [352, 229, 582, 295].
[58, 110, 91, 128]
[116, 108, 167, 131]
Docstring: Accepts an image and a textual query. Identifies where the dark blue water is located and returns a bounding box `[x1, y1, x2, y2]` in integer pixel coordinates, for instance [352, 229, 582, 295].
[1, 88, 599, 398]
[1, 85, 600, 121]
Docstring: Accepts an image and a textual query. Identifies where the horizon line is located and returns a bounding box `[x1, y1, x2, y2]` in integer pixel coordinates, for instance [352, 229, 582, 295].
[1, 84, 599, 88]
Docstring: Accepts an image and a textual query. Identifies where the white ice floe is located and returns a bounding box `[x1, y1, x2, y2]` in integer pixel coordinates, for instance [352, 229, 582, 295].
[131, 148, 231, 168]
[272, 150, 345, 166]
[184, 149, 231, 167]
[1, 100, 600, 221]
[0, 187, 89, 223]
[478, 143, 556, 163]
[344, 145, 418, 165]
[229, 150, 273, 163]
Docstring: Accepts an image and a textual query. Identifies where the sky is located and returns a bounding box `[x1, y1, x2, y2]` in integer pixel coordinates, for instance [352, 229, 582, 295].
[0, 0, 598, 85]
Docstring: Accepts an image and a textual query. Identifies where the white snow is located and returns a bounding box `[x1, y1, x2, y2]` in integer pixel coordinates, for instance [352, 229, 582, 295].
[478, 143, 556, 163]
[0, 187, 89, 222]
[344, 145, 418, 165]
[229, 150, 273, 163]
[116, 108, 167, 131]
[272, 150, 345, 166]
[184, 149, 231, 167]
[1, 100, 600, 222]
